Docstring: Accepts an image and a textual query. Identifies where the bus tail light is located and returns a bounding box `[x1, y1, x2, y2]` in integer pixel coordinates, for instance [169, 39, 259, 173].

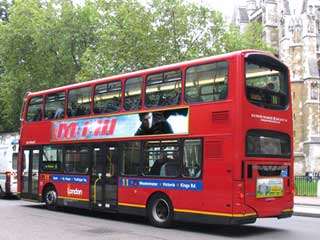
[5, 171, 11, 192]
[235, 181, 244, 200]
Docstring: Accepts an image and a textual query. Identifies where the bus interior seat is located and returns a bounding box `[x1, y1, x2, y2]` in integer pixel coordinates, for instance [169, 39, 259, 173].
[160, 162, 178, 177]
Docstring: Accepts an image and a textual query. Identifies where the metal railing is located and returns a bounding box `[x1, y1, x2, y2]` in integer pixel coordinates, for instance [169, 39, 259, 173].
[294, 175, 320, 197]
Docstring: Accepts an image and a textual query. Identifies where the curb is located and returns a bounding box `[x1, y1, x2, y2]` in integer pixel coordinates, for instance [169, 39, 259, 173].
[293, 212, 320, 218]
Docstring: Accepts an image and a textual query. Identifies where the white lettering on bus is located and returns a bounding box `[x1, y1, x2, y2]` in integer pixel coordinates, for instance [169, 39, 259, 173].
[67, 187, 83, 196]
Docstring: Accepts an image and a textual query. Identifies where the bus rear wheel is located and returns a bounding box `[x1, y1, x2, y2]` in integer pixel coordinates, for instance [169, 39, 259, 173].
[147, 194, 173, 228]
[44, 186, 57, 210]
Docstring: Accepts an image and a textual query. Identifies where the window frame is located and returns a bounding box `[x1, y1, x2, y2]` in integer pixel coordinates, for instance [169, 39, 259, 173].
[245, 129, 291, 159]
[184, 60, 229, 104]
[123, 76, 143, 112]
[93, 80, 122, 115]
[145, 69, 182, 109]
[44, 91, 66, 120]
[26, 96, 44, 122]
[67, 86, 92, 118]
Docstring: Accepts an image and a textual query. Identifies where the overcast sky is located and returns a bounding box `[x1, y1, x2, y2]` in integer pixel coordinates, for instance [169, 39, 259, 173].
[192, 0, 304, 20]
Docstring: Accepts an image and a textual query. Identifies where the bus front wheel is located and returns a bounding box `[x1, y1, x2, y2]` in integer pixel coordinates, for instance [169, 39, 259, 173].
[147, 194, 173, 228]
[44, 186, 57, 210]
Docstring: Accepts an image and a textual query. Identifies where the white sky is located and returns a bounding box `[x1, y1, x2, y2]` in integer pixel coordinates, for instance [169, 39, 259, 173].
[192, 0, 305, 20]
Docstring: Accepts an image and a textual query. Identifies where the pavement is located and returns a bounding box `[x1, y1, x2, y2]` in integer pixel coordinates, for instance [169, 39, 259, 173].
[294, 196, 320, 218]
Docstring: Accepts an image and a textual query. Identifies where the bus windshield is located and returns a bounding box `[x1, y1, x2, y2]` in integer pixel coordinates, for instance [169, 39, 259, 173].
[245, 53, 289, 110]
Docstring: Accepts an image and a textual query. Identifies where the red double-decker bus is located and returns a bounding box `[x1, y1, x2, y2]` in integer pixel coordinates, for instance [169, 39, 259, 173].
[18, 50, 293, 227]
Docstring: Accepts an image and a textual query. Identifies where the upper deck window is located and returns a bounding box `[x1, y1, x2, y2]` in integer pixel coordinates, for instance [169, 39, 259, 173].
[145, 70, 181, 108]
[124, 77, 142, 111]
[45, 91, 65, 120]
[26, 96, 43, 122]
[185, 61, 228, 104]
[94, 81, 122, 114]
[67, 86, 91, 117]
[245, 53, 289, 110]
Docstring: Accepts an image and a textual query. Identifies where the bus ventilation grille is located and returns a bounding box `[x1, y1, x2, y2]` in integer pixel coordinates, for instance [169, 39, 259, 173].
[212, 111, 229, 122]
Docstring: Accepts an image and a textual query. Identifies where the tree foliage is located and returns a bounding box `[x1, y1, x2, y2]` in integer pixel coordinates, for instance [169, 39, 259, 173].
[0, 0, 273, 132]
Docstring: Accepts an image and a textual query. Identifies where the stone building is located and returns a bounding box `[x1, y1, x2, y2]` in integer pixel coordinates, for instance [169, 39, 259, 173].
[233, 0, 320, 175]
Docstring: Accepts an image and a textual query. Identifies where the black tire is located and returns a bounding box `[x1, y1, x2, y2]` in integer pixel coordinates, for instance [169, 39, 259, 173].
[44, 186, 58, 210]
[147, 193, 174, 228]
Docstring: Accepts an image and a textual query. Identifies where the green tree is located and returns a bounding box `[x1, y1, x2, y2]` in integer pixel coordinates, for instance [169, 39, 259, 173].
[0, 0, 273, 132]
[0, 0, 99, 131]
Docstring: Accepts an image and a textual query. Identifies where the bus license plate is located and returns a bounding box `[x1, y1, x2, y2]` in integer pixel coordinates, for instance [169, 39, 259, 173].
[256, 178, 283, 198]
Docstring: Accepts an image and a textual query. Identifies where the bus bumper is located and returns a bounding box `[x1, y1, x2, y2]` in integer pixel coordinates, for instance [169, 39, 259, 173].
[174, 211, 257, 225]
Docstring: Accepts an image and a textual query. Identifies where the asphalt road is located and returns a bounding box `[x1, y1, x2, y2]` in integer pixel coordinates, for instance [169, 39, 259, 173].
[0, 199, 319, 240]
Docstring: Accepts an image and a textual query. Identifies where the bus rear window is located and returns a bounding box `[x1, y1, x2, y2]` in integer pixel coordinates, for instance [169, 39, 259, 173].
[246, 130, 290, 158]
[245, 53, 289, 110]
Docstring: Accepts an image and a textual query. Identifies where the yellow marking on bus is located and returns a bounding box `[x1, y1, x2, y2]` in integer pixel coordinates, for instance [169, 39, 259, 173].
[118, 202, 256, 218]
[20, 198, 39, 203]
[282, 208, 293, 212]
[174, 208, 256, 218]
[57, 196, 89, 202]
[118, 202, 146, 208]
[93, 177, 101, 204]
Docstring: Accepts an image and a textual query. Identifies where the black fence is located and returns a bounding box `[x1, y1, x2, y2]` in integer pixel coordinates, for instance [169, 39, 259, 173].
[294, 175, 319, 197]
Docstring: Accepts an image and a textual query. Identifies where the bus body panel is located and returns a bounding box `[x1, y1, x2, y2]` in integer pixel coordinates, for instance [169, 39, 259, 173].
[18, 50, 293, 226]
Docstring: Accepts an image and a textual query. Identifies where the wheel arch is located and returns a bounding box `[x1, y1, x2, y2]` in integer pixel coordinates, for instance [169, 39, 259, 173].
[41, 183, 57, 202]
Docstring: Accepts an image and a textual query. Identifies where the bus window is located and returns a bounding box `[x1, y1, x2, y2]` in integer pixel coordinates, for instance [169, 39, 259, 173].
[246, 130, 291, 158]
[121, 141, 141, 176]
[67, 86, 91, 117]
[26, 96, 43, 122]
[185, 61, 228, 104]
[12, 153, 18, 170]
[124, 77, 142, 111]
[45, 91, 65, 120]
[94, 81, 122, 114]
[42, 146, 63, 172]
[245, 53, 289, 110]
[64, 146, 89, 174]
[145, 70, 181, 108]
[182, 139, 202, 178]
[143, 140, 179, 177]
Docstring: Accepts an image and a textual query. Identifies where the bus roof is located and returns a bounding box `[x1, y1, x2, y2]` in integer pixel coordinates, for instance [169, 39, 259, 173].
[26, 49, 272, 97]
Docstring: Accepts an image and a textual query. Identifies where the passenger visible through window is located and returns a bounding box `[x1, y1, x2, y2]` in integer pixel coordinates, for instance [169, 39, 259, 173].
[45, 91, 65, 120]
[94, 81, 122, 114]
[145, 70, 181, 108]
[26, 96, 43, 122]
[143, 140, 179, 177]
[67, 87, 91, 117]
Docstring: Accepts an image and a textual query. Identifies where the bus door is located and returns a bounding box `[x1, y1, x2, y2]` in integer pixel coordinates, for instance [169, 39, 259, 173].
[91, 144, 118, 210]
[21, 148, 40, 199]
